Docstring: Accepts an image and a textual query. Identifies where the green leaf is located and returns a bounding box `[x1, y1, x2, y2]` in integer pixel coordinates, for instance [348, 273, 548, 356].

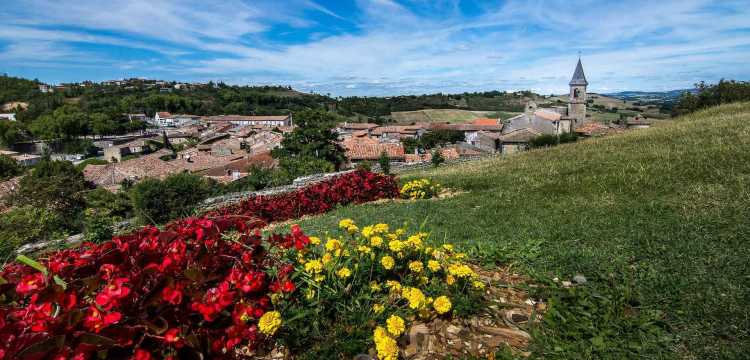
[16, 254, 48, 275]
[16, 335, 66, 357]
[53, 275, 68, 290]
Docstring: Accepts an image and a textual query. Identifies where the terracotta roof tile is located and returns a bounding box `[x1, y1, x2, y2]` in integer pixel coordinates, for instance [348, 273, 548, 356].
[342, 138, 405, 160]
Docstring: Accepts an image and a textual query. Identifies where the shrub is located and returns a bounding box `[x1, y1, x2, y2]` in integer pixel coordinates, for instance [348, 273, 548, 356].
[0, 215, 303, 359]
[400, 178, 442, 200]
[431, 150, 445, 167]
[279, 156, 335, 180]
[129, 172, 214, 224]
[211, 169, 399, 223]
[0, 206, 65, 261]
[82, 208, 117, 244]
[378, 151, 391, 175]
[11, 158, 88, 229]
[0, 154, 22, 180]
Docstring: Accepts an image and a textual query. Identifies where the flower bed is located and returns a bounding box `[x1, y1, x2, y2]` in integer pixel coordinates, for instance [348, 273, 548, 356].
[208, 169, 399, 223]
[0, 170, 495, 359]
[0, 216, 306, 359]
[400, 178, 442, 200]
[0, 216, 485, 359]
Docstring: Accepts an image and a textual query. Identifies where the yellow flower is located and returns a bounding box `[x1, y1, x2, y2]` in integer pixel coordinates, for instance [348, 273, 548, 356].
[370, 236, 384, 247]
[427, 260, 441, 272]
[418, 276, 429, 285]
[388, 240, 404, 253]
[401, 287, 426, 309]
[385, 280, 402, 293]
[346, 225, 359, 234]
[258, 311, 282, 336]
[386, 315, 406, 337]
[447, 263, 476, 278]
[408, 261, 424, 273]
[472, 280, 486, 290]
[357, 245, 372, 254]
[309, 236, 321, 245]
[314, 275, 325, 282]
[442, 244, 454, 252]
[305, 288, 316, 300]
[336, 267, 352, 279]
[322, 253, 333, 265]
[372, 303, 385, 314]
[373, 327, 399, 360]
[361, 225, 375, 238]
[325, 238, 342, 252]
[406, 233, 425, 249]
[380, 255, 395, 270]
[297, 252, 306, 264]
[374, 223, 390, 233]
[370, 281, 382, 293]
[446, 274, 456, 285]
[433, 296, 452, 314]
[339, 218, 355, 229]
[304, 259, 323, 274]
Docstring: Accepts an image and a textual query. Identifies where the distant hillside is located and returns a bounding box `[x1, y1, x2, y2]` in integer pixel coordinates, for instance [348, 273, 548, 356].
[390, 109, 496, 123]
[603, 89, 693, 104]
[296, 102, 750, 358]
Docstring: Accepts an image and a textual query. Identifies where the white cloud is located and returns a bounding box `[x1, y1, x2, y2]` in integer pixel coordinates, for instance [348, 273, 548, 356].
[0, 0, 748, 95]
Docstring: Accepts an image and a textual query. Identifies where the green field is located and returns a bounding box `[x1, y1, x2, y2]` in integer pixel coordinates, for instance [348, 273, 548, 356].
[294, 103, 750, 358]
[390, 109, 501, 123]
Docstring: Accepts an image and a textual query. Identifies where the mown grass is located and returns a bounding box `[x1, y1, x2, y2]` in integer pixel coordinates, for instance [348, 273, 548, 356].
[292, 102, 750, 359]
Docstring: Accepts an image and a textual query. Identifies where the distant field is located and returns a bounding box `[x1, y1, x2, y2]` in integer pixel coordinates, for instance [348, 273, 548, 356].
[294, 103, 750, 359]
[390, 109, 517, 123]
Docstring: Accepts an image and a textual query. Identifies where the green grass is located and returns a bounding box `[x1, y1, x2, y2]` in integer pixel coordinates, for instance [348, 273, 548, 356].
[390, 109, 496, 123]
[292, 102, 750, 359]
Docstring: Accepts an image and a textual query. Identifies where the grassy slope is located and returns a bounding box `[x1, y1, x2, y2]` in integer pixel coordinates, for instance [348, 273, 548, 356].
[390, 109, 496, 123]
[295, 103, 750, 358]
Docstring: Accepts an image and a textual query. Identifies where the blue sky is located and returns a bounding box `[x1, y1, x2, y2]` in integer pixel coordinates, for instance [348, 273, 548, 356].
[1, 0, 749, 96]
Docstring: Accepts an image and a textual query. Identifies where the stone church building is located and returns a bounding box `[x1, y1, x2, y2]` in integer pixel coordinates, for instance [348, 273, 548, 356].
[500, 59, 589, 147]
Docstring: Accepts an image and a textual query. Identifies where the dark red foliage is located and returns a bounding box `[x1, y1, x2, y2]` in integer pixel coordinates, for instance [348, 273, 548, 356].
[0, 170, 398, 359]
[208, 169, 399, 223]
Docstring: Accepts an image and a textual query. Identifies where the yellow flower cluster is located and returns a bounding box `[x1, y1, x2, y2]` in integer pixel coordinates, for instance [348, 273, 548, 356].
[373, 326, 399, 360]
[400, 178, 442, 200]
[293, 218, 485, 358]
[258, 311, 282, 336]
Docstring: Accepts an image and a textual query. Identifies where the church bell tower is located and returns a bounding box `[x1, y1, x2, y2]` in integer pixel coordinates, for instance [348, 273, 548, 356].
[568, 58, 588, 127]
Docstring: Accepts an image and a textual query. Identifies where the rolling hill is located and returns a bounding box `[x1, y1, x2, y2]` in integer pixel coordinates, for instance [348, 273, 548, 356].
[293, 102, 750, 358]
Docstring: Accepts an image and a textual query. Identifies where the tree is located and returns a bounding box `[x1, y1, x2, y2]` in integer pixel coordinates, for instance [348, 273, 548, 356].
[378, 150, 391, 175]
[129, 172, 214, 224]
[0, 121, 25, 147]
[272, 109, 345, 169]
[0, 154, 22, 180]
[30, 105, 89, 140]
[431, 149, 445, 167]
[11, 158, 89, 228]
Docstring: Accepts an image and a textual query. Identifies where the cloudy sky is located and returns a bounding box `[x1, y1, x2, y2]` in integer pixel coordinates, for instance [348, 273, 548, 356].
[1, 0, 748, 96]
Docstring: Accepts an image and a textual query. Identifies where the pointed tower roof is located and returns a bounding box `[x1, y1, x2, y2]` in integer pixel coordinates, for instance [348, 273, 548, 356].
[569, 58, 588, 86]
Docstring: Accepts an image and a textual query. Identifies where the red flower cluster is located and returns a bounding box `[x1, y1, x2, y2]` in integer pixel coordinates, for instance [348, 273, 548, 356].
[209, 169, 399, 222]
[0, 216, 309, 359]
[0, 170, 397, 359]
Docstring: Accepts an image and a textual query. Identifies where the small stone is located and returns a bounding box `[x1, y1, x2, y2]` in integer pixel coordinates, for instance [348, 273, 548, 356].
[353, 355, 373, 360]
[561, 281, 572, 287]
[446, 325, 462, 337]
[573, 274, 587, 284]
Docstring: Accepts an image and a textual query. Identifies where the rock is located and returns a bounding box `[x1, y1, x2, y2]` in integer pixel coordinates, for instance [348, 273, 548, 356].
[353, 355, 373, 360]
[478, 326, 531, 349]
[446, 325, 462, 338]
[573, 274, 587, 284]
[561, 280, 572, 287]
[403, 323, 430, 358]
[504, 309, 529, 325]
